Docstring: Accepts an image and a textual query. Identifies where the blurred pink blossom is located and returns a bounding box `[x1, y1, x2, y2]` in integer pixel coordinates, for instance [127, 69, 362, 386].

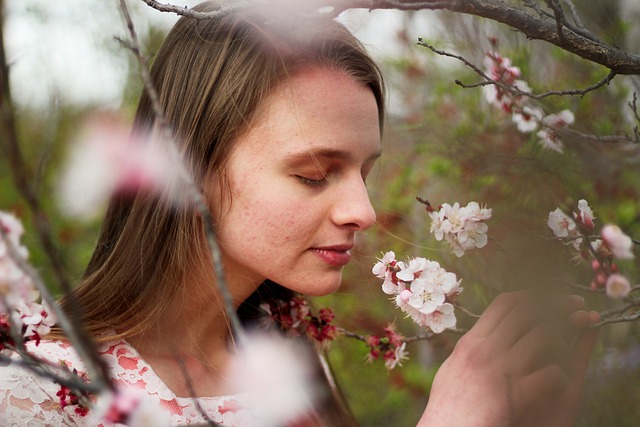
[226, 331, 317, 426]
[58, 113, 180, 219]
[605, 274, 632, 299]
[601, 224, 635, 260]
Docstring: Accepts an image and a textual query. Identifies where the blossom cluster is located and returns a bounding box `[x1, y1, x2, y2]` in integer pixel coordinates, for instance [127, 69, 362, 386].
[427, 201, 492, 257]
[261, 296, 337, 347]
[0, 211, 55, 353]
[364, 323, 408, 370]
[483, 47, 574, 153]
[548, 199, 636, 298]
[372, 252, 461, 334]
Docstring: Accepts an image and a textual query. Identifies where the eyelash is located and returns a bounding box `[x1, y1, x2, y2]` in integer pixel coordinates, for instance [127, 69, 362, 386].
[295, 175, 328, 188]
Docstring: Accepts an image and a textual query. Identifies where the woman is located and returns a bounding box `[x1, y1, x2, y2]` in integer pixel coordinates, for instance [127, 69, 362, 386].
[0, 1, 598, 426]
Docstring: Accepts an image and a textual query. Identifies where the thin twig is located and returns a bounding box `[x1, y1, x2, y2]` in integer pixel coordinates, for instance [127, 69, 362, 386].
[561, 0, 585, 30]
[592, 310, 640, 328]
[174, 352, 220, 427]
[629, 92, 640, 122]
[140, 0, 244, 19]
[599, 302, 638, 319]
[545, 0, 566, 41]
[419, 38, 617, 100]
[0, 352, 102, 394]
[453, 302, 481, 318]
[118, 0, 245, 341]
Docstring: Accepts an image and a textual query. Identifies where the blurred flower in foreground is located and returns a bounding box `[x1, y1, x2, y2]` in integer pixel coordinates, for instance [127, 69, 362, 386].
[605, 274, 632, 299]
[95, 387, 168, 427]
[0, 211, 34, 312]
[0, 211, 56, 353]
[226, 331, 318, 427]
[601, 224, 635, 260]
[57, 113, 179, 219]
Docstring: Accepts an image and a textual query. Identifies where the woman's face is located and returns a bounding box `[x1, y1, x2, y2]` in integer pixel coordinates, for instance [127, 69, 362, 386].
[210, 67, 381, 297]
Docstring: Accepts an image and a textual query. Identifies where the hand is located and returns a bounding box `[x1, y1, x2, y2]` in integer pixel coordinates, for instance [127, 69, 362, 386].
[417, 291, 599, 427]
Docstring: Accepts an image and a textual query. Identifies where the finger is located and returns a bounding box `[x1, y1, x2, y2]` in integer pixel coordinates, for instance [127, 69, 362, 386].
[471, 291, 528, 338]
[517, 364, 569, 410]
[568, 310, 592, 329]
[568, 311, 600, 380]
[509, 322, 571, 376]
[486, 294, 584, 352]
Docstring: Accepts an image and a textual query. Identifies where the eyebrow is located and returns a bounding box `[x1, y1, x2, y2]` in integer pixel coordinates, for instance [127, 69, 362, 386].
[284, 148, 382, 165]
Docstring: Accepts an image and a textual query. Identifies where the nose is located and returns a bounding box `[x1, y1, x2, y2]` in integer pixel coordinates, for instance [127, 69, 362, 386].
[331, 177, 376, 231]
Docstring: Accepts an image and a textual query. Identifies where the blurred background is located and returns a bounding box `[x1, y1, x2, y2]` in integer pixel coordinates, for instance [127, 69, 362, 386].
[3, 0, 640, 425]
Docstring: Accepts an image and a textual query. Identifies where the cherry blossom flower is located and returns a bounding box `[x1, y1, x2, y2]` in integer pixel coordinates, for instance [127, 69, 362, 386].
[372, 251, 403, 294]
[544, 110, 575, 128]
[58, 113, 180, 219]
[575, 199, 596, 229]
[424, 303, 457, 333]
[408, 277, 445, 314]
[537, 128, 565, 153]
[605, 274, 632, 299]
[512, 106, 543, 133]
[226, 331, 318, 426]
[601, 224, 635, 260]
[547, 208, 576, 238]
[386, 342, 409, 370]
[261, 296, 337, 347]
[365, 323, 408, 370]
[482, 51, 529, 113]
[428, 201, 492, 257]
[15, 300, 56, 345]
[537, 110, 575, 154]
[374, 255, 461, 334]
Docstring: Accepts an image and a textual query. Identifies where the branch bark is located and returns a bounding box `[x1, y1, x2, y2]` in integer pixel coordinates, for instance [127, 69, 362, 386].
[141, 0, 640, 75]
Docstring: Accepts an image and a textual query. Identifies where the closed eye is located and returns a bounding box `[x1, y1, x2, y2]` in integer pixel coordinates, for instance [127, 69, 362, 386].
[295, 175, 328, 188]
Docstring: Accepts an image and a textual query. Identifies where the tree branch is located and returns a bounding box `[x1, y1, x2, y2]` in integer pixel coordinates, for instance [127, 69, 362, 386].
[0, 0, 71, 296]
[118, 0, 245, 340]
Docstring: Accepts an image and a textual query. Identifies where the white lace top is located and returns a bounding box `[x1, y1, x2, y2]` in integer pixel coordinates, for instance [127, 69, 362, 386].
[0, 338, 254, 426]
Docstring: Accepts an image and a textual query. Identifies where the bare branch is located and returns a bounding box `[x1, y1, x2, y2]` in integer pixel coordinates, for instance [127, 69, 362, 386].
[545, 0, 566, 41]
[140, 0, 244, 19]
[599, 302, 639, 319]
[0, 1, 71, 297]
[0, 353, 102, 394]
[0, 224, 111, 391]
[628, 92, 640, 122]
[561, 0, 585, 30]
[174, 353, 220, 427]
[418, 40, 617, 100]
[592, 310, 640, 328]
[118, 0, 245, 340]
[453, 302, 481, 318]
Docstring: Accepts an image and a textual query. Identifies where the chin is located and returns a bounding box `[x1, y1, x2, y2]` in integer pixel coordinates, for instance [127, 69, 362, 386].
[285, 272, 344, 297]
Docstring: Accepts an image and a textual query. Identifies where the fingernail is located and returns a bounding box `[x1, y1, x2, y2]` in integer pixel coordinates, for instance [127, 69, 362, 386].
[571, 295, 585, 305]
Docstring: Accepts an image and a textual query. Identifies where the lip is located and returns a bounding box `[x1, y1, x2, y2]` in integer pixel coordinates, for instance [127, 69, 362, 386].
[311, 244, 354, 267]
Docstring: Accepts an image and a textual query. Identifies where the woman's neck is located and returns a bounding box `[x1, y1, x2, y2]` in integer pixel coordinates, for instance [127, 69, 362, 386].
[125, 266, 262, 397]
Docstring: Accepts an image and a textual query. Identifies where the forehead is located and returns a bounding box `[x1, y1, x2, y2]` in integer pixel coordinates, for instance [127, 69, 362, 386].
[235, 67, 381, 157]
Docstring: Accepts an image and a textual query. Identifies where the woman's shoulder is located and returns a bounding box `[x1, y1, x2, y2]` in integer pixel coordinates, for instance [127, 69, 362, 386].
[0, 338, 258, 426]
